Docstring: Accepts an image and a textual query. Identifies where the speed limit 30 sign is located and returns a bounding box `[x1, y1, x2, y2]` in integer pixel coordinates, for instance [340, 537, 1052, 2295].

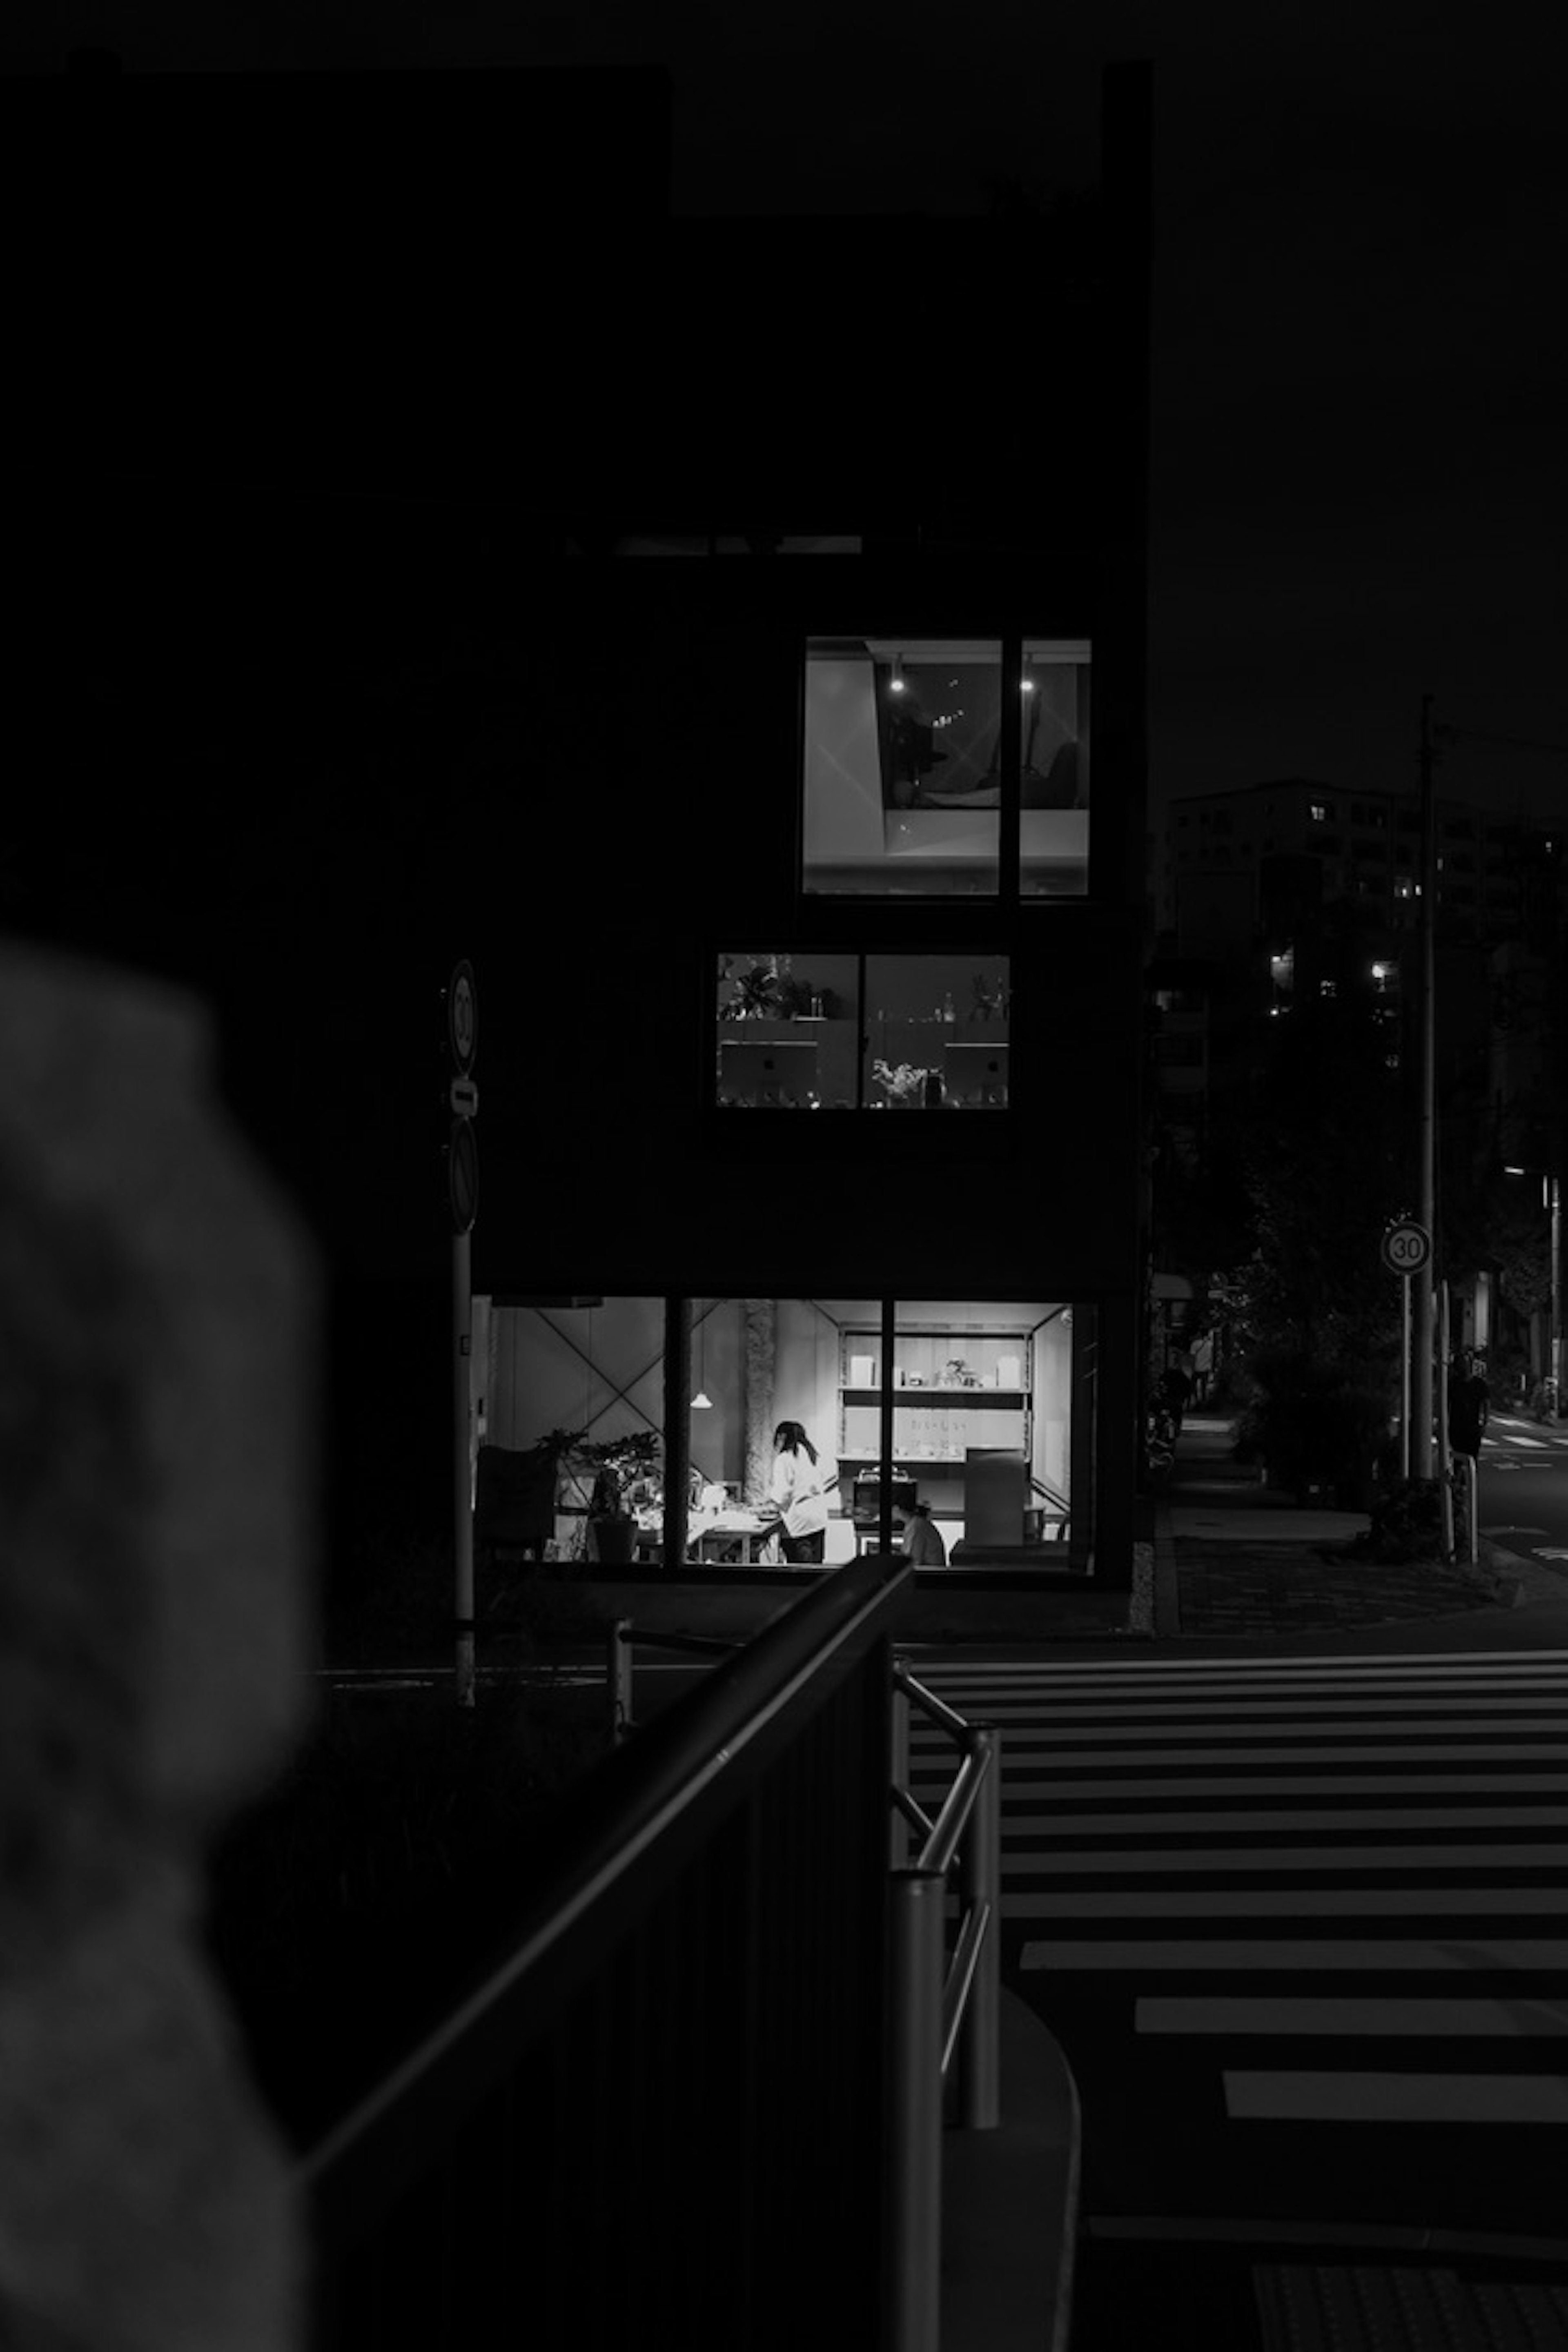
[1380, 1220, 1432, 1277]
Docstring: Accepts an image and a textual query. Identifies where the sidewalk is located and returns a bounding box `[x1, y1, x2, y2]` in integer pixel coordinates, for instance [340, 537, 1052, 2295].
[1153, 1413, 1566, 1640]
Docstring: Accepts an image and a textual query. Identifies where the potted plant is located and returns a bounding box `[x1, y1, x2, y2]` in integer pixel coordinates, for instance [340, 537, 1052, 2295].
[578, 1432, 662, 1566]
[717, 958, 783, 1022]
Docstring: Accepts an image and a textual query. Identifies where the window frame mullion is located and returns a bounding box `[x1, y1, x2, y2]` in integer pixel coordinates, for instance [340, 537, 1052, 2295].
[998, 633, 1022, 906]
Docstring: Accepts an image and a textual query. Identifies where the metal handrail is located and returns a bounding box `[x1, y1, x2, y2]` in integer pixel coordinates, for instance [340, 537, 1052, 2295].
[303, 1555, 910, 2216]
[606, 1618, 742, 1743]
[887, 1655, 1002, 2352]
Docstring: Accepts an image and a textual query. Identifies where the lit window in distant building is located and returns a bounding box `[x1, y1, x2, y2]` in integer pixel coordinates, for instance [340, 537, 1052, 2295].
[1309, 801, 1331, 822]
[1394, 874, 1416, 900]
[1371, 960, 1399, 993]
[1319, 979, 1337, 998]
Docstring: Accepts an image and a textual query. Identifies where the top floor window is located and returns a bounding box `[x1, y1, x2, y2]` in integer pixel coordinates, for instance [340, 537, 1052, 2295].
[1309, 800, 1332, 824]
[801, 637, 1090, 900]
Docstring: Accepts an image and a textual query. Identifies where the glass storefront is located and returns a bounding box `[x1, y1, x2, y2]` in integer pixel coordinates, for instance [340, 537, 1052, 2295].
[478, 1294, 1084, 1569]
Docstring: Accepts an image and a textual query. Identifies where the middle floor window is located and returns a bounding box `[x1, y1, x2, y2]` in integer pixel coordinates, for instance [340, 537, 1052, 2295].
[714, 949, 1011, 1109]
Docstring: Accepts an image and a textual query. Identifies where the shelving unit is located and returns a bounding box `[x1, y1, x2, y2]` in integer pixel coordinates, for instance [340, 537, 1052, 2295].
[837, 1327, 1034, 1515]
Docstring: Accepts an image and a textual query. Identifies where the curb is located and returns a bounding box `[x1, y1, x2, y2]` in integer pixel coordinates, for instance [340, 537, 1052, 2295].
[941, 1986, 1081, 2352]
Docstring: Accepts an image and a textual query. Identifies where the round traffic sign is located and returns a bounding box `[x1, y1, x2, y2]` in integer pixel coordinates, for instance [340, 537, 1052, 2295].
[1380, 1220, 1431, 1276]
[446, 1118, 478, 1232]
[447, 960, 477, 1074]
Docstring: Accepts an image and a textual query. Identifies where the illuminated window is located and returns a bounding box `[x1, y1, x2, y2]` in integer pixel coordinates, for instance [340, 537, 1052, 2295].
[1309, 802, 1330, 823]
[714, 951, 1010, 1110]
[1020, 641, 1092, 899]
[801, 637, 1090, 900]
[802, 639, 1001, 896]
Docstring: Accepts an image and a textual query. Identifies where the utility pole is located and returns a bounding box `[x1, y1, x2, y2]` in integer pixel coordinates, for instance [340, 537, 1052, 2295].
[1412, 695, 1438, 1479]
[1431, 711, 1568, 1419]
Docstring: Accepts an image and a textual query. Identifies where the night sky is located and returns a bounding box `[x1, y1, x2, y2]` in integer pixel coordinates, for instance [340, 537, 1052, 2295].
[9, 8, 1568, 822]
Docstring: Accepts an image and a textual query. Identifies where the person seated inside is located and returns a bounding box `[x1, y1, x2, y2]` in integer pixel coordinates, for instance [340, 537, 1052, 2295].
[899, 1500, 948, 1568]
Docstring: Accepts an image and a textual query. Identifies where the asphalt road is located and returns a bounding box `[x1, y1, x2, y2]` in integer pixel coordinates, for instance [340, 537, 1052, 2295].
[1479, 1410, 1568, 1570]
[908, 1642, 1568, 2351]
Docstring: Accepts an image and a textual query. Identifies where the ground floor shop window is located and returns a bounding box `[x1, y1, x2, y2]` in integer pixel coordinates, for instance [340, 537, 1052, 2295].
[477, 1296, 667, 1564]
[841, 1301, 1077, 1562]
[475, 1294, 1091, 1570]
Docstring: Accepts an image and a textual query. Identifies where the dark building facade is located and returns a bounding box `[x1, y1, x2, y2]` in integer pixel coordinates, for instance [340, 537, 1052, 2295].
[13, 60, 1152, 1598]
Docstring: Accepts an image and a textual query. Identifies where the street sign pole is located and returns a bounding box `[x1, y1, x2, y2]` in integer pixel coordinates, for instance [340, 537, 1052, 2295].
[444, 962, 479, 1709]
[1382, 1220, 1431, 1486]
[453, 1224, 475, 1705]
[1438, 1278, 1454, 1561]
[1401, 1275, 1411, 1482]
[1413, 695, 1438, 1479]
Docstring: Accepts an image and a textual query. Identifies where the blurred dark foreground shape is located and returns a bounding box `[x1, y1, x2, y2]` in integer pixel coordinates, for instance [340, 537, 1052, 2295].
[0, 942, 319, 2352]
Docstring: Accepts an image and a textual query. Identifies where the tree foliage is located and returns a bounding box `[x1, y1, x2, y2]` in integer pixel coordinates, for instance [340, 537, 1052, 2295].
[1229, 990, 1408, 1376]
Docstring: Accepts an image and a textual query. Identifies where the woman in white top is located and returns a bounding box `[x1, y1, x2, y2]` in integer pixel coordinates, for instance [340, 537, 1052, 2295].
[764, 1420, 831, 1564]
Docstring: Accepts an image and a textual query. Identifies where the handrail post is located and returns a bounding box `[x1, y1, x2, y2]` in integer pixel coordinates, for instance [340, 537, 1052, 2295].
[890, 1670, 911, 1868]
[607, 1617, 633, 1745]
[887, 1869, 945, 2352]
[958, 1726, 1000, 2130]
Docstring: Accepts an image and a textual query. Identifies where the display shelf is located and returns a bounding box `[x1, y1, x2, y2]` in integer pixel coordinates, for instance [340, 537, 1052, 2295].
[839, 1454, 976, 1469]
[840, 1388, 1029, 1408]
[838, 1327, 1034, 1500]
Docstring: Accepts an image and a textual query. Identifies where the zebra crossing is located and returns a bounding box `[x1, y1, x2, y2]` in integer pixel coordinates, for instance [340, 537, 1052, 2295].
[1485, 1411, 1568, 1459]
[904, 1646, 1568, 2236]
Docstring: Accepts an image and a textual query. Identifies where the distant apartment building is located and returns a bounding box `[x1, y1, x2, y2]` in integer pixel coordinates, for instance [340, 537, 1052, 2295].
[1145, 778, 1566, 1186]
[1152, 778, 1564, 961]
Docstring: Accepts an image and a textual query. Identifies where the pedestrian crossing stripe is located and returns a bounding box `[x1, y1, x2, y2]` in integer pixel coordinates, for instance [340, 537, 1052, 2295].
[913, 1720, 1568, 1746]
[912, 1703, 1568, 1722]
[1000, 1806, 1568, 1836]
[1136, 1996, 1568, 2036]
[989, 1842, 1568, 1873]
[902, 1650, 1568, 1676]
[1022, 1939, 1568, 1971]
[919, 1744, 1568, 1767]
[982, 1775, 1568, 1799]
[1008, 1887, 1568, 1914]
[1224, 2072, 1568, 2123]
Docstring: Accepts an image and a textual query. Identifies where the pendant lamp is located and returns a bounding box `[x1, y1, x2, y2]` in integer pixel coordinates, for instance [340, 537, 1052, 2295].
[691, 1299, 713, 1409]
